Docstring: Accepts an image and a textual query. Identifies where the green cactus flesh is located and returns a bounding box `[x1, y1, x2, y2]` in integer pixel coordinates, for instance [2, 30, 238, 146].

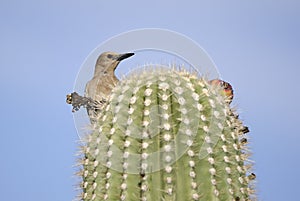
[77, 66, 255, 201]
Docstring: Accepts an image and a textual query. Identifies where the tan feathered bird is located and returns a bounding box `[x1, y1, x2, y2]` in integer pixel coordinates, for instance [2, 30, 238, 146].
[85, 51, 134, 123]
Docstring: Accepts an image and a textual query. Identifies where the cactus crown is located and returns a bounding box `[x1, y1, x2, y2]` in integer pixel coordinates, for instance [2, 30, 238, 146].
[76, 65, 255, 201]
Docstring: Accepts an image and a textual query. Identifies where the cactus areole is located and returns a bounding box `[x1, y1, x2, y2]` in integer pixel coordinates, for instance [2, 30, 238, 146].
[77, 66, 255, 201]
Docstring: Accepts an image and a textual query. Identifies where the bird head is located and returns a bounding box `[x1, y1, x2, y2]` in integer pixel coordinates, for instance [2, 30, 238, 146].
[209, 79, 234, 104]
[94, 52, 134, 75]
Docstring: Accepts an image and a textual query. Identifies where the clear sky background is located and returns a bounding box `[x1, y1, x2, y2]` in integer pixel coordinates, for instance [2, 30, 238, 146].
[0, 1, 299, 201]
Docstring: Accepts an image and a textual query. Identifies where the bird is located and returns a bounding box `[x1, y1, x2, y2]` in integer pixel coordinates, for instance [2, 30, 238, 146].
[85, 51, 134, 123]
[209, 79, 234, 104]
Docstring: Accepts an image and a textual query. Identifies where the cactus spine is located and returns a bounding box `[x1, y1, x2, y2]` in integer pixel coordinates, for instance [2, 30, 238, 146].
[77, 66, 255, 201]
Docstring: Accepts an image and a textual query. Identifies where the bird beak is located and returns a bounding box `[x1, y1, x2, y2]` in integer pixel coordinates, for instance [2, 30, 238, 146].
[116, 52, 135, 61]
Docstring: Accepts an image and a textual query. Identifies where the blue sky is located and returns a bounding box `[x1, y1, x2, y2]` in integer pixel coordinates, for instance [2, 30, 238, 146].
[0, 1, 299, 200]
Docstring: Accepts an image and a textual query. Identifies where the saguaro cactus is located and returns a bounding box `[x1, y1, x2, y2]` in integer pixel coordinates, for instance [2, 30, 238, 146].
[76, 66, 255, 201]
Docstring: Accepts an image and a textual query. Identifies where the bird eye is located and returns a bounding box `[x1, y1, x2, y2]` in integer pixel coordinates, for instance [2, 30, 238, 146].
[107, 54, 113, 58]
